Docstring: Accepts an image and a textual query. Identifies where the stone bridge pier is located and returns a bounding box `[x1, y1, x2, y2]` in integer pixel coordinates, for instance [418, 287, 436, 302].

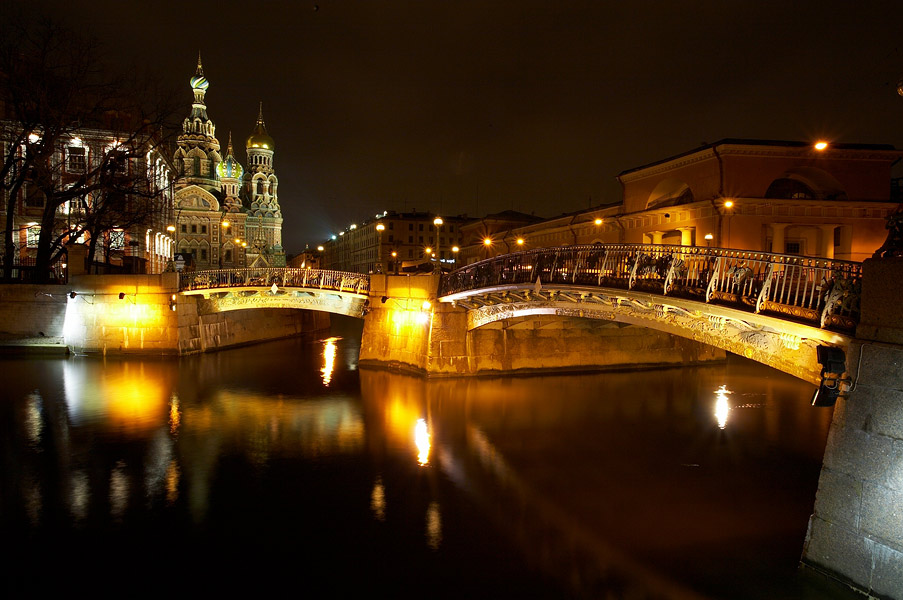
[359, 273, 723, 376]
[802, 257, 903, 598]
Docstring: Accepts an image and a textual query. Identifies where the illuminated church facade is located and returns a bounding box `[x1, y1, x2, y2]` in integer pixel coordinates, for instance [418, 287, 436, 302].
[172, 57, 284, 269]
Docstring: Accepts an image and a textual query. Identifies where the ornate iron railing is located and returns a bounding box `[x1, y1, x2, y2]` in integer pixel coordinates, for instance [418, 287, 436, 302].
[179, 267, 371, 295]
[439, 244, 862, 331]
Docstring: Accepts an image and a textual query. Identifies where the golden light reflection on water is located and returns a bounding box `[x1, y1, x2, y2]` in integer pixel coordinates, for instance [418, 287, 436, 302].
[63, 361, 170, 437]
[321, 337, 339, 386]
[166, 459, 180, 505]
[415, 418, 431, 466]
[169, 395, 181, 436]
[426, 501, 442, 549]
[714, 385, 731, 429]
[370, 476, 386, 522]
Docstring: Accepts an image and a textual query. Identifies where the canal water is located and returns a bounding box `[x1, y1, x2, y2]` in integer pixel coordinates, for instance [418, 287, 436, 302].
[0, 317, 860, 599]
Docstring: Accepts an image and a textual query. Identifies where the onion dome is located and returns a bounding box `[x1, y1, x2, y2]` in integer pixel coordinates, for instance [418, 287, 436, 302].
[217, 133, 244, 180]
[246, 102, 275, 150]
[190, 53, 209, 91]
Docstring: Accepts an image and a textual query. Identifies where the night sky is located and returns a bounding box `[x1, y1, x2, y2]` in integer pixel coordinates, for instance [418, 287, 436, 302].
[27, 0, 903, 253]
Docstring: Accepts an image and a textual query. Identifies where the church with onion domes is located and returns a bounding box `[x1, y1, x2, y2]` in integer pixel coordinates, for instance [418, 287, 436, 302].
[172, 55, 284, 269]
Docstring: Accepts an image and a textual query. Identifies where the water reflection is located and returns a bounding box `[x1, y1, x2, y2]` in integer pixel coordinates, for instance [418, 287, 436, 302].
[714, 384, 731, 429]
[0, 331, 855, 599]
[415, 418, 431, 466]
[321, 336, 338, 386]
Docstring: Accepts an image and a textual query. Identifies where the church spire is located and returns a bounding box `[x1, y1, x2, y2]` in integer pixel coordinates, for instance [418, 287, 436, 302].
[197, 51, 204, 76]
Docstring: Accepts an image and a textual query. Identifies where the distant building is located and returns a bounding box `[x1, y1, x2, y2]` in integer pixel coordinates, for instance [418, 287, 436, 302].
[469, 139, 903, 262]
[172, 57, 284, 270]
[318, 211, 467, 273]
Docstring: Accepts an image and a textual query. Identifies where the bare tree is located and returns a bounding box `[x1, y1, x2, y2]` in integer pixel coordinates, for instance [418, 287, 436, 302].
[0, 12, 177, 282]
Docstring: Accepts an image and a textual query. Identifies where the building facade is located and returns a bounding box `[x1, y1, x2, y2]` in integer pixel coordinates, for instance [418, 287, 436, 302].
[318, 211, 467, 274]
[172, 58, 284, 270]
[460, 139, 902, 264]
[1, 124, 176, 277]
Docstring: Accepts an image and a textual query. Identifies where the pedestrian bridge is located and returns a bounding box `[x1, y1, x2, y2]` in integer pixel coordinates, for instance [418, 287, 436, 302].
[179, 267, 371, 318]
[178, 244, 861, 385]
[436, 244, 860, 384]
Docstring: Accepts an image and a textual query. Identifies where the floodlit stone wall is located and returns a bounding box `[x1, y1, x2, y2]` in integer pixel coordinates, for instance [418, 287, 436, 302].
[0, 284, 68, 340]
[802, 258, 903, 599]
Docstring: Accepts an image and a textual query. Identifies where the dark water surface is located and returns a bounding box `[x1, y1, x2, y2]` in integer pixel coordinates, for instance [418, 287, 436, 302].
[0, 318, 860, 598]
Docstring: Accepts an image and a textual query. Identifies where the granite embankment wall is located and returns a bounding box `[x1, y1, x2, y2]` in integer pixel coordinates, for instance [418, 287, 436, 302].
[0, 284, 68, 341]
[1, 274, 328, 356]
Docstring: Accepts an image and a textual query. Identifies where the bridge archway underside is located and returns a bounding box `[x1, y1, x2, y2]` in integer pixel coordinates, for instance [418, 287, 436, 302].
[442, 283, 851, 385]
[182, 287, 368, 318]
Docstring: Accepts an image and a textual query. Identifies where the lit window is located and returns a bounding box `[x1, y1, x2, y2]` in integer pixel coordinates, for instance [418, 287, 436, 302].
[67, 147, 86, 172]
[110, 230, 125, 250]
[26, 226, 40, 248]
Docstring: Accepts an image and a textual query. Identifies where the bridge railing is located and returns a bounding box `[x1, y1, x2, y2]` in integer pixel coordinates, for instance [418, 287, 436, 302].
[439, 244, 862, 331]
[179, 267, 371, 295]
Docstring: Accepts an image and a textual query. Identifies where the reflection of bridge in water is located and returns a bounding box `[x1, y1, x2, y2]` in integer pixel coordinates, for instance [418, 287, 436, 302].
[174, 244, 903, 598]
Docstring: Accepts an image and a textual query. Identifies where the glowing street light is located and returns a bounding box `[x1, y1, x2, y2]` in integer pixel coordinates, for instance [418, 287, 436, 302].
[814, 141, 828, 151]
[375, 222, 385, 273]
[516, 237, 525, 247]
[724, 200, 734, 209]
[594, 218, 603, 225]
[433, 216, 443, 268]
[451, 245, 459, 268]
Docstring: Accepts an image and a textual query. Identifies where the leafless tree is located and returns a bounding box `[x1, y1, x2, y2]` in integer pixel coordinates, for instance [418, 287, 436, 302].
[0, 11, 177, 281]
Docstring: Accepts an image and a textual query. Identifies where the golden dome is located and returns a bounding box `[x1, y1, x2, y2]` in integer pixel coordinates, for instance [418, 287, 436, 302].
[246, 102, 274, 150]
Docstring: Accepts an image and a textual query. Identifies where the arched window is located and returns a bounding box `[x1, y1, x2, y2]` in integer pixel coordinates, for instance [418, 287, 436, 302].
[765, 178, 816, 199]
[256, 179, 264, 195]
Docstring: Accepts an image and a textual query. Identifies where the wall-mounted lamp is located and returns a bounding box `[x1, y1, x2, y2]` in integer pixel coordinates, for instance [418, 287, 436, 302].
[812, 345, 852, 407]
[169, 294, 177, 311]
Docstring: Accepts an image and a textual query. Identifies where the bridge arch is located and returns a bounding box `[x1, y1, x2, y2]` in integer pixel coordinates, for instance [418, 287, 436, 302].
[179, 267, 371, 319]
[438, 244, 860, 384]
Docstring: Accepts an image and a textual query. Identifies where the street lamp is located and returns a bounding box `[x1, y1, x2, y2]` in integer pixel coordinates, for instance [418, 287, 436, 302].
[433, 216, 443, 269]
[516, 237, 525, 247]
[451, 245, 459, 268]
[375, 222, 385, 273]
[391, 250, 398, 274]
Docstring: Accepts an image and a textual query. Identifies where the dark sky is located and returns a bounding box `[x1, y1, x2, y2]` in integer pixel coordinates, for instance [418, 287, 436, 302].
[29, 0, 903, 253]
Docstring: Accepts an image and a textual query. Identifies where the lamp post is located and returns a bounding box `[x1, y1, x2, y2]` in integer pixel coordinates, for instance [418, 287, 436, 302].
[391, 250, 398, 274]
[375, 222, 385, 273]
[219, 219, 230, 267]
[433, 216, 443, 270]
[451, 245, 459, 269]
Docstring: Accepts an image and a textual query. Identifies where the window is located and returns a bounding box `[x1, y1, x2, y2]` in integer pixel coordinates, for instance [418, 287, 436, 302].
[408, 249, 413, 258]
[388, 235, 394, 242]
[418, 236, 423, 243]
[785, 241, 801, 255]
[256, 180, 263, 195]
[110, 230, 125, 250]
[24, 186, 44, 207]
[225, 249, 232, 262]
[67, 147, 86, 172]
[191, 224, 197, 233]
[408, 224, 413, 231]
[389, 222, 394, 230]
[201, 249, 207, 260]
[201, 225, 207, 234]
[26, 226, 40, 248]
[418, 224, 424, 231]
[408, 236, 413, 243]
[181, 224, 187, 233]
